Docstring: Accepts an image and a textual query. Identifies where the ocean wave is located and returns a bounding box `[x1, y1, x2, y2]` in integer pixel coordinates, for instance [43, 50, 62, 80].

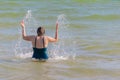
[72, 0, 119, 3]
[80, 14, 120, 20]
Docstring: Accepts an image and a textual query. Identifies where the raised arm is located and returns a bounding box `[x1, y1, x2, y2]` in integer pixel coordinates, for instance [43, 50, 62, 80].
[55, 22, 58, 41]
[47, 22, 59, 42]
[20, 20, 34, 41]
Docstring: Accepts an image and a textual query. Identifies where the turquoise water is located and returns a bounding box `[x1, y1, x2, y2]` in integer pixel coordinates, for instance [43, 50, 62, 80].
[0, 0, 120, 80]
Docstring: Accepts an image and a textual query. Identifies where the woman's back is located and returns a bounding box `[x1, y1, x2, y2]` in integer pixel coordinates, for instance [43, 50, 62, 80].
[33, 36, 47, 48]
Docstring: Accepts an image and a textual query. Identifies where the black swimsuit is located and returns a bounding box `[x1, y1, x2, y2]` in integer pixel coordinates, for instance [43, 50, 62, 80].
[32, 36, 48, 60]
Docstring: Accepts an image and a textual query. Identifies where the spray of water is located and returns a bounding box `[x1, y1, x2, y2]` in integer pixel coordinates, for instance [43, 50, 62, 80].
[14, 10, 75, 60]
[14, 10, 37, 59]
[57, 14, 69, 29]
[23, 10, 39, 35]
[48, 14, 76, 60]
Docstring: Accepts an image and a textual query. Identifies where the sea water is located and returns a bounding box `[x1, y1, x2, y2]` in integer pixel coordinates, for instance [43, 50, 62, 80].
[0, 0, 120, 80]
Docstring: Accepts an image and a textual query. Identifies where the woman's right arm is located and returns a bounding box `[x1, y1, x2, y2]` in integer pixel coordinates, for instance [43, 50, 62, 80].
[20, 21, 34, 41]
[48, 22, 59, 42]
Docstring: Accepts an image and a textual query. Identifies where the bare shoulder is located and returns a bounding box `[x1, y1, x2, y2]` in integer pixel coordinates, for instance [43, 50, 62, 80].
[45, 36, 57, 42]
[23, 35, 36, 41]
[43, 36, 49, 40]
[30, 35, 36, 40]
[45, 36, 52, 39]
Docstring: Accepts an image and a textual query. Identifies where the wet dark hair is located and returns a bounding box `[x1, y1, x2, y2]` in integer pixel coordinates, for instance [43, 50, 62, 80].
[37, 27, 45, 36]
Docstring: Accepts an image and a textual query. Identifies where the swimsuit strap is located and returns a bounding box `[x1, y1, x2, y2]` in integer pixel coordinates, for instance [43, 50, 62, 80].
[34, 36, 37, 48]
[42, 36, 45, 48]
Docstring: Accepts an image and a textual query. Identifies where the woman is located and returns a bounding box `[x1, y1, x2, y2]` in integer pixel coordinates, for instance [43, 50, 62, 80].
[20, 20, 59, 62]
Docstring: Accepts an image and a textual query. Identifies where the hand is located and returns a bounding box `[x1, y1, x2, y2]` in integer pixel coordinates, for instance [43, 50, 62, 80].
[56, 21, 59, 30]
[20, 20, 25, 28]
[56, 22, 58, 31]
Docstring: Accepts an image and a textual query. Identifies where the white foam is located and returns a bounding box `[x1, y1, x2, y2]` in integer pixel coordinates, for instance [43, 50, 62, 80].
[15, 52, 32, 59]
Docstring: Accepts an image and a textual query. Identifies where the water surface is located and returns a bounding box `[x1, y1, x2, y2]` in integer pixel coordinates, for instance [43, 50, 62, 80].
[0, 0, 120, 80]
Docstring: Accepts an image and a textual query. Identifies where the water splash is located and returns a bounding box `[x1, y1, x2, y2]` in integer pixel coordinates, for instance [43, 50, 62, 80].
[25, 10, 32, 19]
[15, 11, 76, 60]
[48, 14, 76, 60]
[23, 10, 39, 35]
[57, 14, 69, 29]
[15, 10, 37, 59]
